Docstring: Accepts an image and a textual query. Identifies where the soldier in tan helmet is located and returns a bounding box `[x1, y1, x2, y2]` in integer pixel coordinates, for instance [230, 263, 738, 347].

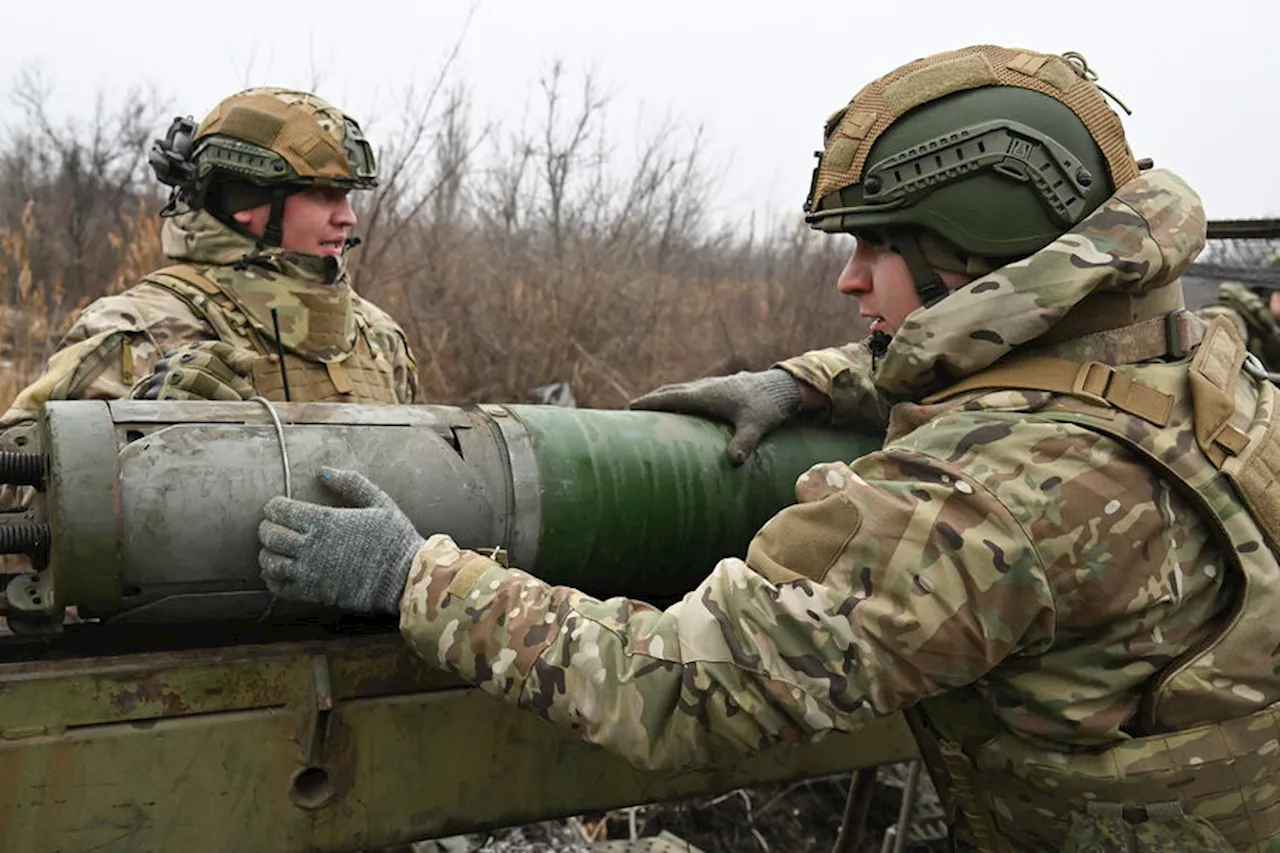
[0, 87, 418, 463]
[1199, 257, 1280, 373]
[256, 46, 1280, 851]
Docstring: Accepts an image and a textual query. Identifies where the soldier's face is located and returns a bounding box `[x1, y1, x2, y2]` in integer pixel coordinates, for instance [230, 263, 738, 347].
[233, 187, 357, 257]
[836, 238, 921, 335]
[836, 237, 968, 335]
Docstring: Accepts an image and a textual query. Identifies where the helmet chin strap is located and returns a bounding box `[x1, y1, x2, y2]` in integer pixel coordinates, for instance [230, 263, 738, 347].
[864, 230, 951, 371]
[261, 187, 288, 247]
[888, 231, 950, 308]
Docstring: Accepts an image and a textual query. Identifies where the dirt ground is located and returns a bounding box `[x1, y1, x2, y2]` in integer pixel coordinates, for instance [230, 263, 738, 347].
[411, 766, 949, 853]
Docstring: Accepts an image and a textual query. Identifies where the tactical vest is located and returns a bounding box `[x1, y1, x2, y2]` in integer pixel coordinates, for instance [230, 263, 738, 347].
[915, 316, 1280, 852]
[141, 264, 400, 404]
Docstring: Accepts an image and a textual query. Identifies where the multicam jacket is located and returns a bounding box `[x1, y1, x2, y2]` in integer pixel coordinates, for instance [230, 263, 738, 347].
[784, 283, 1280, 427]
[395, 171, 1280, 851]
[0, 210, 417, 442]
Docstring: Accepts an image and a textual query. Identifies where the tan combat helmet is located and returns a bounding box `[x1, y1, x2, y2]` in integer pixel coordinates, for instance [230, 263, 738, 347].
[804, 46, 1139, 308]
[149, 87, 378, 244]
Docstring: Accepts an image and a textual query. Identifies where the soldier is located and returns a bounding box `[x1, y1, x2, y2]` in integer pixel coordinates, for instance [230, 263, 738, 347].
[1199, 271, 1280, 372]
[0, 87, 417, 459]
[256, 46, 1280, 851]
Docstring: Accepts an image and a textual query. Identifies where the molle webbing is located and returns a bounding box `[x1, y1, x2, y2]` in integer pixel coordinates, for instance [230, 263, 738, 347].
[143, 265, 260, 351]
[148, 263, 356, 360]
[249, 350, 398, 404]
[913, 700, 1280, 851]
[292, 288, 354, 356]
[812, 46, 1138, 209]
[140, 264, 399, 404]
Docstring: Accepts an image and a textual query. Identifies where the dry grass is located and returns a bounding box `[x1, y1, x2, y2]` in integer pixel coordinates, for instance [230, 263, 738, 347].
[0, 70, 863, 414]
[0, 199, 163, 410]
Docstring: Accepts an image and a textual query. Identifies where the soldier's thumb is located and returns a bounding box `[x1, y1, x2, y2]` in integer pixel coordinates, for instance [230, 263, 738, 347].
[317, 467, 393, 509]
[213, 343, 258, 376]
[727, 423, 766, 467]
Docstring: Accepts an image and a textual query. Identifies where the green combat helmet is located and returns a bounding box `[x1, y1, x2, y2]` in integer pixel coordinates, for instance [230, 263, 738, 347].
[148, 87, 378, 245]
[804, 46, 1140, 310]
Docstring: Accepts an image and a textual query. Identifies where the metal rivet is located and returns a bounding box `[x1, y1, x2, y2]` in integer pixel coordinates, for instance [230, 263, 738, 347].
[1076, 167, 1093, 187]
[863, 175, 883, 195]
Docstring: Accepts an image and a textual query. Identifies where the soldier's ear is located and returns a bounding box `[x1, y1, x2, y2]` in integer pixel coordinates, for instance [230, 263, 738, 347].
[1270, 291, 1280, 320]
[231, 209, 255, 226]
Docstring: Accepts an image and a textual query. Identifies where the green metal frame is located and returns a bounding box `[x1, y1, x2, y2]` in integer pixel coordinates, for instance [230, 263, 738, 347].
[0, 634, 917, 851]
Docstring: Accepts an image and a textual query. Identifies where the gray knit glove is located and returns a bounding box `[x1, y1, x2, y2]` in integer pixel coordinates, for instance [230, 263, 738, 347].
[629, 369, 803, 465]
[132, 341, 256, 401]
[258, 467, 425, 614]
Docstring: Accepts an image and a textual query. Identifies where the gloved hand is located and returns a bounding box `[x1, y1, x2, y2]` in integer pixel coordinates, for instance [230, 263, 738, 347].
[131, 341, 256, 401]
[629, 369, 804, 465]
[258, 468, 426, 614]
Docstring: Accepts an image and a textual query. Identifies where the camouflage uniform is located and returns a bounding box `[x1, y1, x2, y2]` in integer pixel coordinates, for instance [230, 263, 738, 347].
[1, 209, 415, 430]
[0, 85, 417, 454]
[0, 209, 417, 512]
[775, 338, 890, 431]
[249, 48, 1278, 852]
[388, 169, 1280, 851]
[1199, 282, 1280, 372]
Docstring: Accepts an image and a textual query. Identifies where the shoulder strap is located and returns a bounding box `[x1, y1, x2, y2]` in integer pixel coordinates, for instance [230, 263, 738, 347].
[922, 355, 1175, 426]
[144, 263, 223, 296]
[140, 264, 265, 354]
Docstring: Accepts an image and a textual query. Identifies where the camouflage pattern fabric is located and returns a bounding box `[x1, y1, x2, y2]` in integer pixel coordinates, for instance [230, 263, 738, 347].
[775, 340, 893, 431]
[390, 169, 1280, 851]
[195, 86, 377, 190]
[0, 210, 417, 506]
[1198, 282, 1280, 372]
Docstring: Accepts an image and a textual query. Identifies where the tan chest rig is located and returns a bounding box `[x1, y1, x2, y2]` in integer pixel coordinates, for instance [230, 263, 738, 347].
[909, 310, 1280, 852]
[141, 264, 400, 404]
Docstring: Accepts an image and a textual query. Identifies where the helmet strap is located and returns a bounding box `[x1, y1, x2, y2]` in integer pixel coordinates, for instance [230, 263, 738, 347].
[262, 188, 288, 247]
[889, 231, 950, 308]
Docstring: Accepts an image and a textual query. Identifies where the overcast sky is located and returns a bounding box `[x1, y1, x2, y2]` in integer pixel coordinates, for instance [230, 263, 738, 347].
[4, 0, 1277, 223]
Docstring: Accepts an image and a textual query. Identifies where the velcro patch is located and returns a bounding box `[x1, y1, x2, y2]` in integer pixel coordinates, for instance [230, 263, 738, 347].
[747, 479, 862, 584]
[824, 137, 861, 172]
[217, 106, 286, 148]
[842, 108, 878, 139]
[883, 54, 999, 118]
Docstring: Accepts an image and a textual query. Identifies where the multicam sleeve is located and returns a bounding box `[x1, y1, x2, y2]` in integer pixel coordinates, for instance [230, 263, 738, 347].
[0, 287, 214, 511]
[397, 444, 1052, 771]
[1197, 282, 1280, 371]
[0, 286, 213, 430]
[774, 340, 892, 430]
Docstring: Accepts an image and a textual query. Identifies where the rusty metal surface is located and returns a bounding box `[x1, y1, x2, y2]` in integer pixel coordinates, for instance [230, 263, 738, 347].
[0, 637, 917, 852]
[0, 635, 455, 734]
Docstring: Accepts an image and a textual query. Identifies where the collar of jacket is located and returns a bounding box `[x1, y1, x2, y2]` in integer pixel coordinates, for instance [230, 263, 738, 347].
[159, 209, 348, 286]
[873, 169, 1208, 400]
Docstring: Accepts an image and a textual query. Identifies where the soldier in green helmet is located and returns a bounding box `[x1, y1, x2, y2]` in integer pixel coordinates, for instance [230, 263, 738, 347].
[0, 87, 417, 463]
[256, 45, 1280, 851]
